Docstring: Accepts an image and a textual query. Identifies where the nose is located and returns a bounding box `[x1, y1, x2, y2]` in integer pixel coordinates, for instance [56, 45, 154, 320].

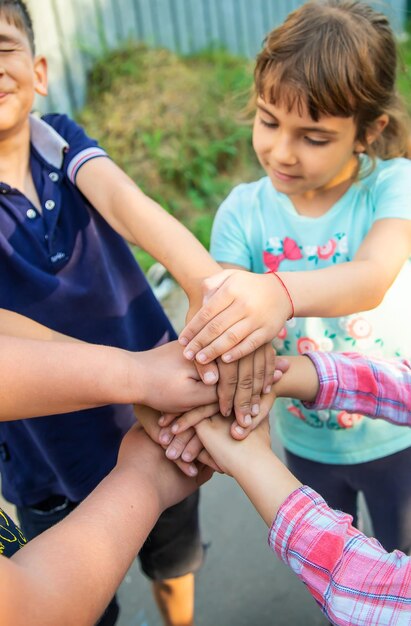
[271, 132, 298, 166]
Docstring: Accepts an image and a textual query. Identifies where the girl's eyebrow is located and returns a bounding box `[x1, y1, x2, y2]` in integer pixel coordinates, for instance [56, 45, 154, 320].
[257, 104, 339, 135]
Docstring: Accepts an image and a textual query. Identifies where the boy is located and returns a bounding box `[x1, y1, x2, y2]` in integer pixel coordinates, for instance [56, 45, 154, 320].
[0, 2, 223, 624]
[0, 325, 214, 625]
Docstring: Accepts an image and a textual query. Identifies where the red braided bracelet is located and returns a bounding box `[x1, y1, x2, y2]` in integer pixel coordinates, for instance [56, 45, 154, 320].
[269, 271, 295, 320]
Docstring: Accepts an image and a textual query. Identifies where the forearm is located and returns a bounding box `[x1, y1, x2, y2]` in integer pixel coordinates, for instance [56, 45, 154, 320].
[110, 184, 221, 301]
[269, 486, 411, 626]
[0, 336, 141, 419]
[7, 465, 161, 626]
[0, 309, 78, 342]
[282, 260, 389, 318]
[273, 355, 319, 403]
[231, 449, 302, 527]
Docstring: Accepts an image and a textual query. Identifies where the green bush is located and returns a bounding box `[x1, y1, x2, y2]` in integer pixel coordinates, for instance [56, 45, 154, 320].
[77, 44, 262, 270]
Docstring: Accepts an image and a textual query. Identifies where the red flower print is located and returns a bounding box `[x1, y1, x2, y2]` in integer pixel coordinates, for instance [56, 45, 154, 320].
[297, 337, 319, 354]
[263, 250, 283, 272]
[283, 237, 303, 261]
[317, 239, 337, 260]
[277, 326, 287, 340]
[287, 405, 306, 421]
[336, 412, 363, 428]
[347, 317, 372, 340]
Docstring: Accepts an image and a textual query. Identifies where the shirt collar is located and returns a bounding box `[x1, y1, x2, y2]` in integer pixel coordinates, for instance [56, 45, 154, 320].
[30, 114, 69, 169]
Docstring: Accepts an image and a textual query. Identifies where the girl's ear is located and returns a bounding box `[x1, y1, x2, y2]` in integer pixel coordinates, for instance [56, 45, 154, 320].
[33, 56, 48, 97]
[354, 114, 389, 153]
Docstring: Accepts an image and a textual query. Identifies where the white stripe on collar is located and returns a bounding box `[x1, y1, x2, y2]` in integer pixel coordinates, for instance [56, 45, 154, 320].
[30, 114, 69, 169]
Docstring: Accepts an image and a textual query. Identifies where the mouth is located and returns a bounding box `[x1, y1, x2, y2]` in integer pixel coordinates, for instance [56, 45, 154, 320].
[272, 169, 301, 182]
[0, 92, 10, 100]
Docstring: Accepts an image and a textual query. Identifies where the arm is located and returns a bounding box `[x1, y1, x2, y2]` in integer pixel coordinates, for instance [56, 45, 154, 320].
[274, 352, 411, 426]
[0, 337, 217, 420]
[2, 427, 211, 626]
[76, 158, 222, 307]
[196, 416, 411, 626]
[180, 218, 411, 363]
[0, 308, 78, 342]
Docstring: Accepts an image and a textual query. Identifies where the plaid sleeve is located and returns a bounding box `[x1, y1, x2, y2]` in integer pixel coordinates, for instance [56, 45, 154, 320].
[303, 352, 411, 426]
[269, 486, 411, 625]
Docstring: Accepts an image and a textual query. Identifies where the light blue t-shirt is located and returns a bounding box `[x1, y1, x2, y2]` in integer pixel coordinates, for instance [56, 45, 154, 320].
[211, 157, 411, 464]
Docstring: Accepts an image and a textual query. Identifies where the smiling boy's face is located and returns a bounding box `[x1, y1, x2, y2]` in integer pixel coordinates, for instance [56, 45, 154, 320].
[0, 16, 47, 138]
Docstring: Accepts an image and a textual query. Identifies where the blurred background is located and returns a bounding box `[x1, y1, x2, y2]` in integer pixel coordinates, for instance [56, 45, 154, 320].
[5, 2, 409, 624]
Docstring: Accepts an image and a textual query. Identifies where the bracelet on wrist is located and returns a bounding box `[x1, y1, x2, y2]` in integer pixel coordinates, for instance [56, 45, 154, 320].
[269, 271, 295, 321]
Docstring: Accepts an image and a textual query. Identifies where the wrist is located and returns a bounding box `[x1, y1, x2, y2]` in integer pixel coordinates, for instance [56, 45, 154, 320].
[273, 355, 320, 403]
[267, 272, 294, 320]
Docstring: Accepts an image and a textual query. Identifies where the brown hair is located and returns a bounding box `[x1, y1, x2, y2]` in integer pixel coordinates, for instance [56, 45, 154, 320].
[254, 0, 409, 160]
[0, 0, 35, 54]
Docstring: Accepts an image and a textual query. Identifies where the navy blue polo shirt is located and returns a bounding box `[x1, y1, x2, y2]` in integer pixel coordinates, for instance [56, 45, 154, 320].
[0, 114, 175, 506]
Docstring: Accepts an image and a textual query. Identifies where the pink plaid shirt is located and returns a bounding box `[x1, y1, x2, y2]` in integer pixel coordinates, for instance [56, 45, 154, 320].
[269, 352, 411, 625]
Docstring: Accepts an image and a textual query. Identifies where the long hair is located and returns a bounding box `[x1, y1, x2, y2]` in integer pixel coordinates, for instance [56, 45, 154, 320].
[253, 1, 409, 160]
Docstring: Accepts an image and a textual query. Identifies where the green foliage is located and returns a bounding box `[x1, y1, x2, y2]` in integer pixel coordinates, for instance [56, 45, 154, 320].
[77, 44, 262, 263]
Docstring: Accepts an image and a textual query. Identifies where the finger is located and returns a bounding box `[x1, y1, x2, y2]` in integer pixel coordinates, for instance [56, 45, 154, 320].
[233, 353, 254, 427]
[180, 434, 204, 463]
[194, 361, 219, 385]
[250, 346, 266, 415]
[272, 356, 290, 384]
[262, 344, 276, 394]
[220, 328, 268, 364]
[158, 425, 175, 447]
[187, 315, 254, 365]
[230, 418, 254, 441]
[182, 304, 247, 362]
[170, 403, 220, 434]
[165, 428, 196, 461]
[179, 283, 237, 347]
[174, 456, 200, 477]
[158, 412, 181, 428]
[216, 359, 238, 417]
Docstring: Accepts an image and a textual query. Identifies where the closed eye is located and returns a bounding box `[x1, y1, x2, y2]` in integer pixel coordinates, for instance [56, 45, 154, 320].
[305, 137, 330, 146]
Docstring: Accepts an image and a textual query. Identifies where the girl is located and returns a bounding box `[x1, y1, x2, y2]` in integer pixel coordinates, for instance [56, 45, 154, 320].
[195, 349, 411, 626]
[179, 1, 411, 554]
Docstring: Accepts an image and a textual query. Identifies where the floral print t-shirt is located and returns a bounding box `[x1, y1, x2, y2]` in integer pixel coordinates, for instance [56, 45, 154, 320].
[210, 156, 411, 463]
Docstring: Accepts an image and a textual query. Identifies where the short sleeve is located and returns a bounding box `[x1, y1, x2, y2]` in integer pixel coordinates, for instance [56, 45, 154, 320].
[371, 158, 411, 222]
[42, 114, 108, 186]
[210, 185, 253, 269]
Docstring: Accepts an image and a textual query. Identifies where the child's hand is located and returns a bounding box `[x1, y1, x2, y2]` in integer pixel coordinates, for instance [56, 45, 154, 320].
[216, 343, 277, 425]
[158, 385, 276, 444]
[195, 413, 272, 476]
[135, 405, 219, 476]
[179, 270, 292, 364]
[118, 425, 213, 513]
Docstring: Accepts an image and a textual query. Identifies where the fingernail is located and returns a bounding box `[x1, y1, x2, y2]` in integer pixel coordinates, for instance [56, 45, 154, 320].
[158, 416, 165, 426]
[171, 424, 179, 434]
[184, 349, 194, 360]
[197, 352, 207, 363]
[235, 425, 245, 436]
[188, 465, 198, 476]
[252, 404, 260, 416]
[222, 354, 232, 363]
[182, 452, 193, 462]
[204, 371, 217, 384]
[166, 447, 177, 460]
[179, 337, 188, 346]
[160, 433, 172, 445]
[264, 385, 272, 394]
[243, 414, 252, 426]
